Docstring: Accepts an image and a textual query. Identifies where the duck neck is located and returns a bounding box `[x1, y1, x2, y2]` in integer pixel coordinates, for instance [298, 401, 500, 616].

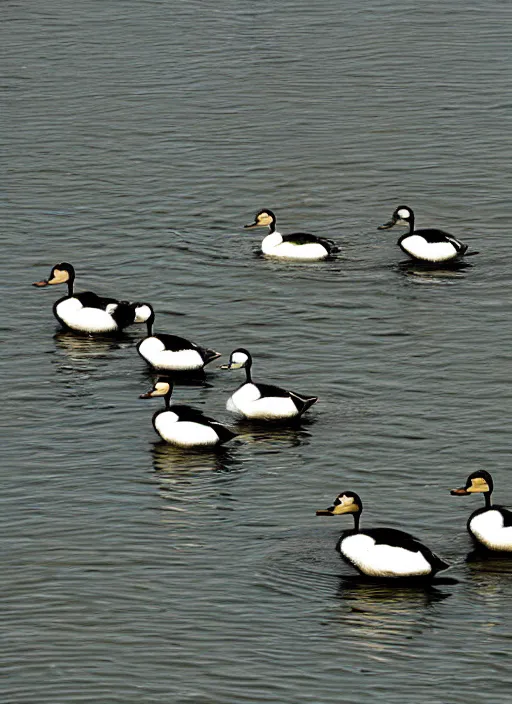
[353, 511, 361, 531]
[244, 361, 253, 383]
[66, 276, 75, 297]
[407, 214, 415, 234]
[163, 391, 172, 410]
[484, 491, 492, 509]
[146, 314, 155, 337]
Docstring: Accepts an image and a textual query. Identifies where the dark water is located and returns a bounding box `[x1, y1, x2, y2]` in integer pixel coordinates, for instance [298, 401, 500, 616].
[3, 1, 512, 702]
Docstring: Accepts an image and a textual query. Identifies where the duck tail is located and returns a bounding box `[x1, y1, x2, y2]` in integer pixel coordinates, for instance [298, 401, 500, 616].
[210, 422, 237, 445]
[431, 554, 450, 575]
[203, 348, 222, 365]
[290, 392, 318, 415]
[301, 396, 319, 413]
[319, 238, 340, 255]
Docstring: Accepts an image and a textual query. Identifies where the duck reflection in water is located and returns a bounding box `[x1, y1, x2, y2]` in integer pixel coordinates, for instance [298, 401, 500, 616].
[395, 258, 472, 282]
[465, 547, 512, 572]
[52, 331, 128, 394]
[329, 578, 453, 650]
[138, 363, 212, 388]
[54, 330, 125, 361]
[151, 440, 241, 475]
[337, 576, 453, 608]
[151, 443, 242, 520]
[232, 417, 314, 449]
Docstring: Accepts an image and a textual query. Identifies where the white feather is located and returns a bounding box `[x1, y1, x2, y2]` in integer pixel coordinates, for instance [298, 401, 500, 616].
[232, 351, 249, 366]
[469, 511, 512, 551]
[226, 383, 299, 420]
[154, 412, 220, 447]
[134, 305, 153, 323]
[261, 232, 329, 261]
[400, 235, 459, 262]
[55, 298, 119, 333]
[340, 533, 433, 577]
[139, 337, 204, 371]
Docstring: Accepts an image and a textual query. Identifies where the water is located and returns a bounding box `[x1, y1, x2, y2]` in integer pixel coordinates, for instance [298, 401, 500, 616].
[3, 0, 512, 701]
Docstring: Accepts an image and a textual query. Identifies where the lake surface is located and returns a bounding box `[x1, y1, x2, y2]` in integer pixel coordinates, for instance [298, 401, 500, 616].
[3, 1, 512, 702]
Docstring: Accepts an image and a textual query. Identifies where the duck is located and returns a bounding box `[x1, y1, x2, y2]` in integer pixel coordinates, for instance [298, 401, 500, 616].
[220, 348, 317, 421]
[33, 262, 151, 334]
[136, 304, 221, 372]
[140, 378, 237, 448]
[316, 490, 449, 579]
[378, 206, 469, 263]
[451, 471, 512, 551]
[244, 209, 338, 260]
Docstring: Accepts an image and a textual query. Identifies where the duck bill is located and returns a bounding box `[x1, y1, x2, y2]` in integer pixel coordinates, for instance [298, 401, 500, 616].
[316, 507, 335, 516]
[32, 279, 49, 287]
[139, 391, 155, 399]
[244, 221, 258, 229]
[377, 219, 396, 230]
[450, 487, 470, 496]
[219, 362, 243, 370]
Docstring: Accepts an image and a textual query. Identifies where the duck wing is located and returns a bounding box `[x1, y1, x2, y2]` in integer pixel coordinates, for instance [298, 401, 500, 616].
[248, 383, 317, 415]
[152, 333, 220, 364]
[492, 505, 512, 527]
[167, 405, 236, 440]
[282, 232, 339, 253]
[340, 527, 448, 573]
[71, 293, 137, 329]
[109, 302, 139, 329]
[415, 228, 466, 250]
[363, 528, 448, 570]
[155, 333, 200, 352]
[252, 382, 292, 399]
[74, 291, 120, 309]
[165, 404, 213, 423]
[361, 527, 424, 548]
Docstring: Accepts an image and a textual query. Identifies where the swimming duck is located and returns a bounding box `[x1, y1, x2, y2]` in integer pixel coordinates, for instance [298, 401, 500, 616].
[451, 471, 512, 551]
[378, 206, 468, 263]
[244, 209, 338, 260]
[317, 491, 449, 579]
[136, 304, 221, 372]
[220, 348, 317, 421]
[33, 262, 150, 334]
[140, 379, 236, 448]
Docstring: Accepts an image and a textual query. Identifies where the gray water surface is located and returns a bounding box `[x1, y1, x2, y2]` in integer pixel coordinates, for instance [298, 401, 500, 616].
[3, 1, 512, 702]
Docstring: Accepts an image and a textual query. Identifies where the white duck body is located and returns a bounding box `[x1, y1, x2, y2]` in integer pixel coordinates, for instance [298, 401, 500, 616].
[261, 231, 331, 261]
[398, 234, 463, 263]
[339, 530, 435, 578]
[227, 382, 304, 420]
[137, 306, 221, 372]
[154, 410, 224, 448]
[54, 297, 120, 333]
[468, 508, 512, 552]
[138, 337, 209, 371]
